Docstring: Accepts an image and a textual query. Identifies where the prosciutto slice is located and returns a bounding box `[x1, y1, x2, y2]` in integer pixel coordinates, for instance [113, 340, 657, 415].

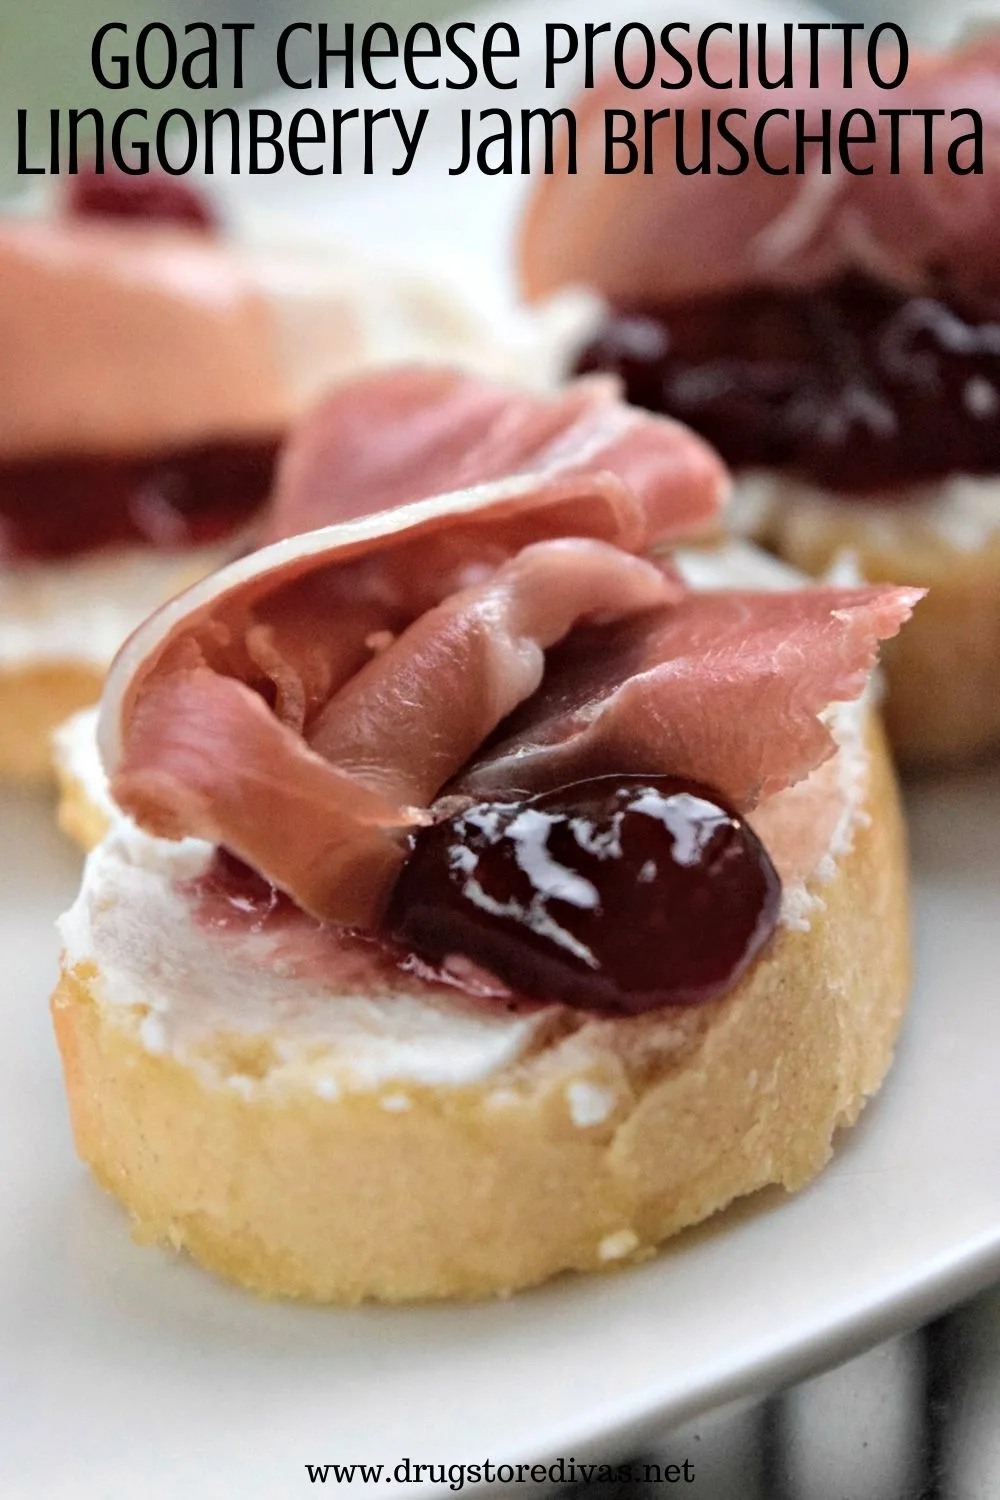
[103, 369, 724, 750]
[520, 36, 1000, 309]
[110, 541, 675, 927]
[266, 365, 726, 544]
[454, 586, 923, 807]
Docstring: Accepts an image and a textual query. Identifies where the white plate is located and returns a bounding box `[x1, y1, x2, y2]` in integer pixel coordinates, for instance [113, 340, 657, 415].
[4, 2, 1000, 1493]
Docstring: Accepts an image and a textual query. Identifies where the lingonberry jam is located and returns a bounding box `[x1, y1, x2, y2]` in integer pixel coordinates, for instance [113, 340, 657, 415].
[386, 776, 781, 1016]
[66, 162, 216, 233]
[575, 275, 1000, 494]
[0, 439, 279, 561]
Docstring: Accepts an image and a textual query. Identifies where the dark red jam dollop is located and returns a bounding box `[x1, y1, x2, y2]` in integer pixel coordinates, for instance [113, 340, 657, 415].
[385, 776, 781, 1016]
[575, 275, 1000, 494]
[66, 163, 216, 233]
[0, 438, 280, 561]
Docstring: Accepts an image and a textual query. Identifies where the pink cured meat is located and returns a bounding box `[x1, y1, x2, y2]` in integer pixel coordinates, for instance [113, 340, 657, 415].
[109, 565, 920, 929]
[266, 365, 726, 544]
[455, 586, 924, 807]
[110, 541, 675, 927]
[104, 367, 722, 743]
[519, 36, 1000, 309]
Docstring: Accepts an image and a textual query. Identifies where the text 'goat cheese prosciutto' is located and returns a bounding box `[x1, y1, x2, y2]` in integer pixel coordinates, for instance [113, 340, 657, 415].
[100, 368, 920, 1009]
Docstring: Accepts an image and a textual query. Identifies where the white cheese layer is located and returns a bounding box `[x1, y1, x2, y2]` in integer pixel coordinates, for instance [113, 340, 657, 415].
[58, 818, 554, 1096]
[0, 547, 224, 670]
[732, 470, 1000, 554]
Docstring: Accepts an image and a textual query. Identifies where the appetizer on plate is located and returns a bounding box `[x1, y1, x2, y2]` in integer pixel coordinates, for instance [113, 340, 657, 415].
[520, 35, 999, 764]
[52, 369, 920, 1302]
[0, 168, 501, 780]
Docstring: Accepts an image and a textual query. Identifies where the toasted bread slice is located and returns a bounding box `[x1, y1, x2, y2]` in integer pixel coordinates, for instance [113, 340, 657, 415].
[50, 717, 909, 1303]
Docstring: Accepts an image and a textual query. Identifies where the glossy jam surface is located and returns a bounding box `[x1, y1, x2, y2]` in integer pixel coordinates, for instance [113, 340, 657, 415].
[0, 439, 279, 561]
[66, 163, 216, 232]
[575, 276, 1000, 494]
[386, 776, 781, 1016]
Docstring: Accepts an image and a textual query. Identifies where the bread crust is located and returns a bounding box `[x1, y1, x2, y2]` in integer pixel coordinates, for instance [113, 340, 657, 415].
[755, 502, 1000, 766]
[50, 722, 909, 1304]
[0, 662, 103, 783]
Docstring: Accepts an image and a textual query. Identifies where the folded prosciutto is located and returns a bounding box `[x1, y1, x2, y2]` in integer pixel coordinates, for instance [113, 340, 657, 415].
[265, 365, 725, 543]
[101, 368, 920, 938]
[455, 586, 919, 808]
